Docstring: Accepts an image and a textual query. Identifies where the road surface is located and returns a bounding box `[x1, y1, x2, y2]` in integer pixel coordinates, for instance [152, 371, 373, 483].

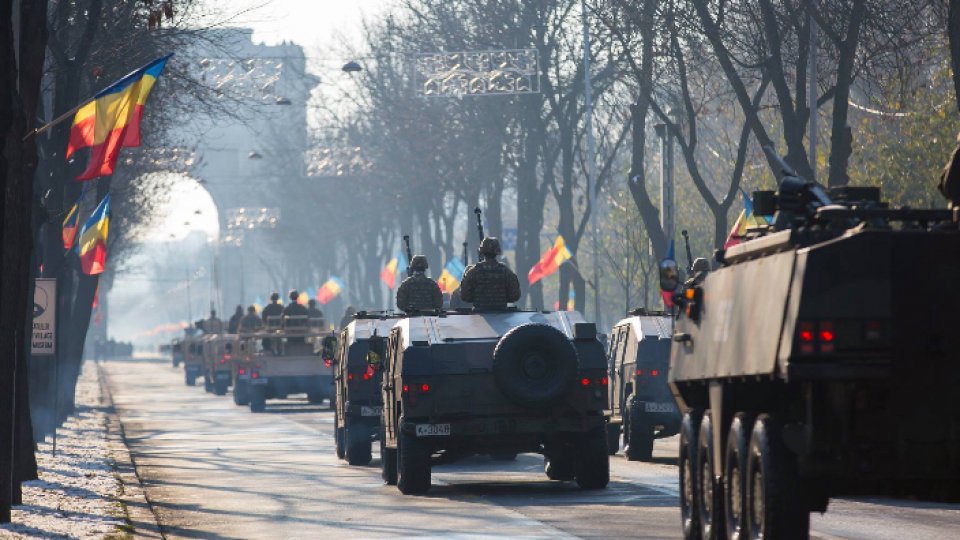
[102, 358, 960, 539]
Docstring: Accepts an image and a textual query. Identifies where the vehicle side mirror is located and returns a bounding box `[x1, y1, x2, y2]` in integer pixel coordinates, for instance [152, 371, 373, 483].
[366, 336, 386, 366]
[659, 258, 680, 292]
[321, 335, 337, 362]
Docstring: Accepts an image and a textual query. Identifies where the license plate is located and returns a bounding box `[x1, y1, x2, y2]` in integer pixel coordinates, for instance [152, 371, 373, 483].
[361, 406, 382, 417]
[645, 402, 675, 413]
[415, 423, 451, 437]
[251, 378, 268, 385]
[216, 372, 230, 380]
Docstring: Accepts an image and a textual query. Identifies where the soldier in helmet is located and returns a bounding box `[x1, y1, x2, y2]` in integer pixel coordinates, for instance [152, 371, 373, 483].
[396, 255, 443, 313]
[261, 292, 283, 324]
[459, 237, 521, 310]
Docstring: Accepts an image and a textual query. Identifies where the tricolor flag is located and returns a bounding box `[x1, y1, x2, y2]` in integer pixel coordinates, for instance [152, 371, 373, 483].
[317, 276, 345, 305]
[437, 258, 466, 293]
[380, 252, 408, 289]
[661, 240, 676, 309]
[527, 235, 573, 285]
[553, 289, 575, 311]
[62, 200, 81, 250]
[723, 189, 773, 249]
[297, 291, 309, 305]
[77, 194, 111, 275]
[67, 54, 171, 180]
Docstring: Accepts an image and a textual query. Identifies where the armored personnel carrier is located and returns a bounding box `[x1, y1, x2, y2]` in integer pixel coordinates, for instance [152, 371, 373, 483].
[327, 312, 406, 466]
[180, 334, 204, 386]
[201, 334, 238, 396]
[663, 158, 960, 539]
[378, 309, 609, 495]
[238, 316, 333, 412]
[606, 310, 679, 461]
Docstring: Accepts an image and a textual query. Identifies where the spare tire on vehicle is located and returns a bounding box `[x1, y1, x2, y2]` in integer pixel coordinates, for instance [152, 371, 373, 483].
[492, 323, 578, 409]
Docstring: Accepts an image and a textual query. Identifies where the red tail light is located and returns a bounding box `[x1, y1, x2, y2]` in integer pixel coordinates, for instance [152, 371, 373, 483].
[239, 368, 246, 375]
[324, 359, 332, 368]
[362, 372, 371, 381]
[251, 372, 259, 379]
[402, 383, 409, 393]
[600, 376, 608, 386]
[348, 373, 354, 381]
[580, 377, 591, 387]
[819, 321, 835, 353]
[420, 383, 430, 393]
[798, 321, 815, 354]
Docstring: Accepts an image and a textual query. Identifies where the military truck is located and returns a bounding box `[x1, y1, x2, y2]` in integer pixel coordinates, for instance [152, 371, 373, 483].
[170, 339, 183, 367]
[662, 158, 960, 539]
[201, 334, 238, 396]
[239, 315, 333, 413]
[328, 313, 405, 466]
[181, 334, 204, 386]
[605, 310, 679, 461]
[230, 338, 257, 406]
[378, 310, 609, 495]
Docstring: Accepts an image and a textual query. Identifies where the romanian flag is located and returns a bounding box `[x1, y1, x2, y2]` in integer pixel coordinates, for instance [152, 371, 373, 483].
[77, 194, 110, 275]
[723, 190, 773, 249]
[527, 235, 573, 285]
[317, 276, 345, 305]
[62, 200, 81, 250]
[67, 54, 171, 181]
[380, 252, 408, 289]
[437, 259, 465, 293]
[297, 291, 309, 305]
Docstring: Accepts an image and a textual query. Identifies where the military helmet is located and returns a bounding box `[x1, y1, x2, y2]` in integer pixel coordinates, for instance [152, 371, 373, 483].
[479, 237, 501, 255]
[410, 255, 429, 271]
[289, 289, 299, 302]
[270, 292, 280, 302]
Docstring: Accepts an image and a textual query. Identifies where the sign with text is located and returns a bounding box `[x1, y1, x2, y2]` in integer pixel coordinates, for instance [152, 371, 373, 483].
[32, 278, 56, 355]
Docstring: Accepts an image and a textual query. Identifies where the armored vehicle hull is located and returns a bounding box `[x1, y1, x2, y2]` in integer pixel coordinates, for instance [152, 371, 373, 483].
[380, 310, 609, 494]
[181, 335, 204, 386]
[607, 313, 679, 461]
[201, 334, 238, 396]
[239, 328, 333, 413]
[670, 226, 960, 539]
[332, 315, 403, 466]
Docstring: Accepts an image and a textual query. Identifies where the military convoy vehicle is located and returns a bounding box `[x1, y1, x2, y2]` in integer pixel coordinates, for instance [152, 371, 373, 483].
[327, 313, 405, 466]
[201, 334, 238, 396]
[169, 339, 182, 367]
[230, 340, 257, 406]
[605, 310, 679, 461]
[180, 334, 204, 386]
[378, 310, 609, 495]
[661, 156, 960, 539]
[237, 315, 333, 413]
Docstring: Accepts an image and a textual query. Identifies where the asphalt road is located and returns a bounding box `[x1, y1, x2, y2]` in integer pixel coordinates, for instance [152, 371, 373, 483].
[102, 358, 960, 539]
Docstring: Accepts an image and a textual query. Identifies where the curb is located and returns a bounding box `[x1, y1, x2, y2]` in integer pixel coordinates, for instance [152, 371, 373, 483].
[96, 362, 165, 539]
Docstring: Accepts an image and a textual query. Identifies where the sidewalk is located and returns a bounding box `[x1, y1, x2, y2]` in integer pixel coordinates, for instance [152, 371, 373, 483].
[0, 361, 160, 539]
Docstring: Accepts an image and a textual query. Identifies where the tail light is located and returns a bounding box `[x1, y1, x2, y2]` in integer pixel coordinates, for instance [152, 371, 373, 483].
[239, 367, 246, 375]
[580, 375, 608, 388]
[819, 321, 835, 353]
[402, 382, 431, 395]
[324, 359, 332, 368]
[251, 371, 260, 379]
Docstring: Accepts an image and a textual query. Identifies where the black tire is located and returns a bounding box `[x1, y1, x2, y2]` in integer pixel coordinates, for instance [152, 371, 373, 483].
[697, 412, 724, 540]
[725, 413, 753, 540]
[346, 425, 373, 466]
[381, 430, 398, 485]
[544, 454, 575, 481]
[625, 405, 655, 461]
[233, 381, 250, 406]
[605, 422, 621, 456]
[746, 414, 810, 540]
[307, 391, 324, 404]
[490, 451, 518, 461]
[680, 409, 704, 540]
[203, 373, 213, 393]
[249, 387, 266, 413]
[492, 323, 578, 408]
[185, 370, 196, 386]
[575, 428, 610, 489]
[397, 429, 431, 494]
[335, 426, 346, 459]
[214, 378, 228, 396]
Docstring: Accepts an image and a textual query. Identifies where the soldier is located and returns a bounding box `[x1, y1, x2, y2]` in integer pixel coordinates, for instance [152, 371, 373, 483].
[239, 306, 263, 332]
[261, 292, 283, 325]
[459, 237, 521, 310]
[203, 309, 224, 333]
[339, 305, 357, 330]
[307, 299, 324, 320]
[396, 255, 443, 313]
[227, 305, 243, 334]
[283, 290, 309, 319]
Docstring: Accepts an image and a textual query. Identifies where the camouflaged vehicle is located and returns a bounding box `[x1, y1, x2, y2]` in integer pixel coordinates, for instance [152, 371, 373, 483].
[606, 310, 679, 461]
[326, 313, 406, 466]
[201, 334, 239, 396]
[662, 160, 960, 539]
[238, 315, 333, 413]
[378, 309, 609, 495]
[180, 333, 204, 386]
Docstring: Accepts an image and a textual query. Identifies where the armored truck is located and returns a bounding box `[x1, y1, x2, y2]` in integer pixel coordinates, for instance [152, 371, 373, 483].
[238, 316, 333, 413]
[606, 310, 679, 461]
[181, 334, 204, 386]
[378, 309, 609, 495]
[201, 334, 238, 396]
[663, 163, 960, 539]
[328, 313, 406, 466]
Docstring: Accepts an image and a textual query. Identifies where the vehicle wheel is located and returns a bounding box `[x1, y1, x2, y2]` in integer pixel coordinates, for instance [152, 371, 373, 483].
[605, 422, 621, 455]
[185, 371, 196, 386]
[249, 387, 266, 413]
[214, 378, 228, 396]
[697, 412, 724, 539]
[490, 451, 518, 461]
[625, 405, 655, 461]
[725, 413, 753, 540]
[397, 430, 431, 495]
[328, 396, 336, 411]
[544, 454, 575, 481]
[575, 428, 610, 489]
[381, 432, 398, 486]
[680, 409, 704, 540]
[307, 391, 324, 404]
[335, 426, 346, 459]
[492, 323, 579, 409]
[746, 414, 809, 540]
[233, 381, 250, 406]
[346, 425, 373, 466]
